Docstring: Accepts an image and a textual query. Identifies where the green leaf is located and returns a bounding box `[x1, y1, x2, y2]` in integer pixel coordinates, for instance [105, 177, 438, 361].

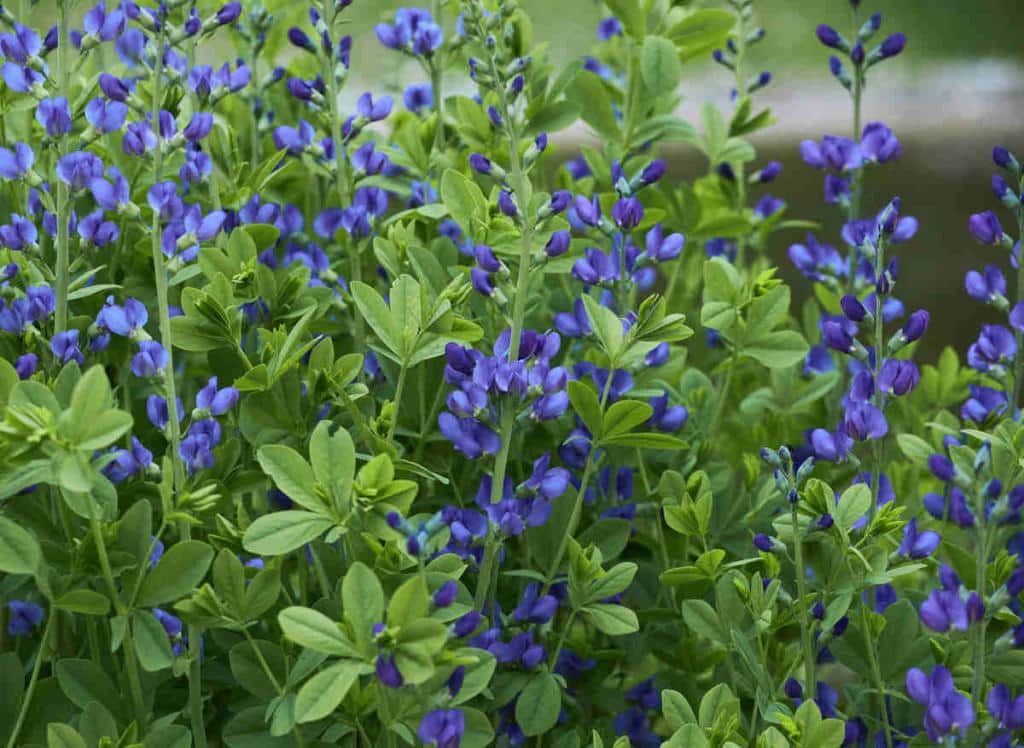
[55, 589, 109, 616]
[582, 295, 624, 359]
[440, 169, 488, 239]
[834, 483, 871, 530]
[294, 660, 362, 723]
[568, 380, 603, 437]
[743, 331, 808, 369]
[242, 511, 335, 556]
[680, 599, 725, 643]
[663, 689, 697, 730]
[257, 445, 321, 512]
[603, 0, 645, 38]
[0, 516, 41, 575]
[132, 612, 174, 672]
[310, 422, 355, 510]
[583, 603, 639, 635]
[896, 433, 933, 466]
[641, 36, 682, 95]
[47, 724, 87, 748]
[586, 562, 638, 602]
[515, 671, 561, 736]
[137, 540, 215, 606]
[55, 659, 123, 719]
[387, 576, 430, 627]
[666, 9, 736, 62]
[664, 725, 708, 748]
[568, 70, 621, 141]
[351, 281, 401, 359]
[698, 683, 739, 730]
[602, 432, 686, 450]
[343, 562, 384, 654]
[278, 607, 362, 658]
[602, 400, 654, 440]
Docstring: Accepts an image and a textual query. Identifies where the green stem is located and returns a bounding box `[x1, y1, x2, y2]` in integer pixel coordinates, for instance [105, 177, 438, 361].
[322, 0, 361, 354]
[242, 630, 306, 748]
[1012, 214, 1024, 411]
[970, 523, 989, 707]
[710, 349, 739, 437]
[540, 453, 597, 596]
[53, 0, 71, 333]
[429, 0, 445, 156]
[473, 408, 516, 610]
[860, 605, 894, 748]
[90, 514, 147, 727]
[386, 360, 409, 445]
[547, 609, 576, 670]
[309, 545, 333, 600]
[790, 502, 816, 693]
[5, 613, 54, 748]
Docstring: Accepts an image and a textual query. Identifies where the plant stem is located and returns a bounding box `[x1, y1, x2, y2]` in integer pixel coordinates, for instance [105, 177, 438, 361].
[5, 613, 54, 748]
[859, 604, 894, 748]
[53, 0, 71, 333]
[386, 361, 409, 445]
[1012, 214, 1024, 411]
[90, 514, 147, 727]
[710, 349, 739, 437]
[540, 453, 597, 597]
[429, 0, 445, 155]
[790, 502, 816, 693]
[242, 629, 307, 747]
[546, 609, 576, 669]
[322, 0, 361, 354]
[970, 522, 989, 707]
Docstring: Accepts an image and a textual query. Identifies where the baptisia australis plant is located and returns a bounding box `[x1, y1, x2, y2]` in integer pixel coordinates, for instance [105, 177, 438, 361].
[0, 0, 1022, 747]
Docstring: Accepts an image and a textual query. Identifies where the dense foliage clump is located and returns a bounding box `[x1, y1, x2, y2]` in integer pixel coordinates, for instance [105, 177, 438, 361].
[0, 0, 1022, 746]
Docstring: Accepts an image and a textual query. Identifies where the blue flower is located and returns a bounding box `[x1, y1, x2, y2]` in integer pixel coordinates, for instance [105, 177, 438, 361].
[195, 376, 240, 415]
[130, 341, 168, 378]
[180, 419, 222, 473]
[896, 518, 940, 559]
[51, 330, 85, 365]
[36, 97, 72, 137]
[7, 600, 44, 636]
[56, 151, 105, 191]
[418, 709, 465, 748]
[376, 8, 443, 55]
[906, 666, 974, 741]
[104, 436, 154, 482]
[403, 82, 433, 113]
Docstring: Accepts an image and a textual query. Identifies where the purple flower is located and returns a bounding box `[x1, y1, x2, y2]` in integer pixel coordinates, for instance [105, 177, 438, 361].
[418, 709, 465, 748]
[104, 436, 154, 481]
[513, 582, 558, 624]
[919, 589, 968, 633]
[7, 600, 44, 636]
[987, 685, 1024, 733]
[800, 135, 860, 171]
[843, 402, 887, 440]
[403, 82, 433, 113]
[180, 419, 221, 473]
[36, 97, 72, 137]
[196, 376, 240, 415]
[597, 16, 622, 40]
[648, 392, 687, 432]
[376, 654, 404, 688]
[815, 24, 845, 49]
[131, 340, 168, 377]
[896, 518, 940, 559]
[968, 210, 1004, 245]
[85, 98, 128, 134]
[153, 607, 183, 639]
[967, 324, 1016, 371]
[15, 353, 37, 379]
[433, 581, 458, 608]
[438, 412, 500, 459]
[960, 384, 1007, 423]
[115, 28, 148, 67]
[216, 2, 242, 24]
[878, 32, 906, 59]
[906, 666, 974, 741]
[356, 92, 393, 122]
[859, 122, 901, 163]
[644, 224, 684, 262]
[965, 265, 1006, 303]
[612, 197, 643, 230]
[498, 190, 518, 218]
[51, 330, 84, 365]
[877, 358, 918, 396]
[56, 151, 105, 191]
[0, 142, 35, 181]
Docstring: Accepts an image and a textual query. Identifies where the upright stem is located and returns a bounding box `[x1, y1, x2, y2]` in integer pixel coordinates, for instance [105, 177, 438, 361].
[149, 29, 205, 746]
[540, 453, 597, 597]
[471, 17, 536, 610]
[790, 502, 816, 693]
[90, 514, 147, 727]
[970, 521, 989, 707]
[710, 349, 739, 437]
[322, 0, 361, 353]
[386, 361, 409, 445]
[429, 0, 445, 155]
[1012, 215, 1024, 411]
[867, 239, 886, 522]
[53, 0, 71, 333]
[5, 613, 55, 748]
[859, 604, 894, 748]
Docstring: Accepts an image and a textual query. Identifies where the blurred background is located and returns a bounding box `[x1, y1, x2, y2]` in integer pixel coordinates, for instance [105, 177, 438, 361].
[353, 0, 1024, 358]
